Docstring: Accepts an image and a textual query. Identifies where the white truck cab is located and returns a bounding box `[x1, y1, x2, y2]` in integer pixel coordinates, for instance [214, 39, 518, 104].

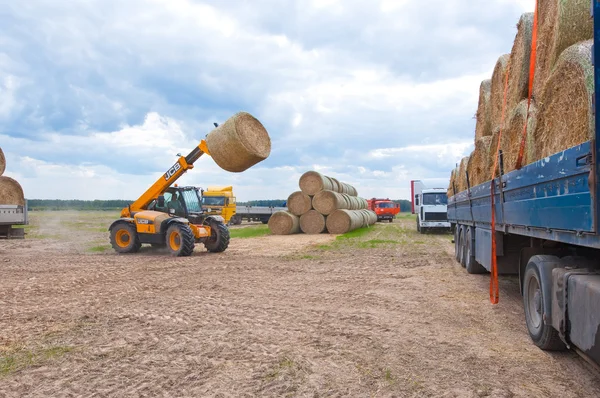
[411, 180, 451, 233]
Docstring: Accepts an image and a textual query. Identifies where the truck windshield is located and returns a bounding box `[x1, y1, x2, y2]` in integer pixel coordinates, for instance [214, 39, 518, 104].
[423, 193, 448, 205]
[202, 196, 226, 206]
[181, 190, 202, 212]
[377, 202, 396, 208]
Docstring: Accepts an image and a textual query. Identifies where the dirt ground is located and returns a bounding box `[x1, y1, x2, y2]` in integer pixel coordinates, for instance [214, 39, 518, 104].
[1, 212, 600, 397]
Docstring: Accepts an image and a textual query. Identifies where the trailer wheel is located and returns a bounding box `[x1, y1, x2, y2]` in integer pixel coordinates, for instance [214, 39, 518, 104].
[465, 227, 486, 274]
[523, 257, 566, 351]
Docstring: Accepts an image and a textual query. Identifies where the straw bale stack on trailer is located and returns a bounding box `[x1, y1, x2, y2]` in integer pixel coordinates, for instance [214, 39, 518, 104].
[475, 79, 492, 140]
[0, 146, 28, 238]
[0, 148, 5, 176]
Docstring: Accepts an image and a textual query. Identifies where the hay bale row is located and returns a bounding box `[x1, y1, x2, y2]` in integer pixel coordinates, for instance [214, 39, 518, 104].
[299, 171, 358, 196]
[312, 190, 368, 215]
[268, 211, 300, 235]
[326, 209, 378, 234]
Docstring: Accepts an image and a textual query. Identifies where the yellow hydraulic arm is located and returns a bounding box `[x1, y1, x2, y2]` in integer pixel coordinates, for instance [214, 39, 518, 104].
[120, 140, 211, 218]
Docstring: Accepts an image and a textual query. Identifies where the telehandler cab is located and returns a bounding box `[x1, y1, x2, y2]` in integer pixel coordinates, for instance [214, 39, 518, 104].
[108, 112, 271, 256]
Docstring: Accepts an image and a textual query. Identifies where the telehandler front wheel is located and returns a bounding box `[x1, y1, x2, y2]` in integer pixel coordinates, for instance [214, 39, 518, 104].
[204, 220, 230, 253]
[110, 222, 141, 254]
[166, 223, 195, 257]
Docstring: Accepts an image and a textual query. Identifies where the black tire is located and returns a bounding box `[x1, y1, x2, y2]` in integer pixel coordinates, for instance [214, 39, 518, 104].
[166, 223, 195, 257]
[110, 222, 141, 254]
[204, 220, 230, 253]
[389, 218, 393, 223]
[465, 227, 486, 274]
[523, 258, 566, 351]
[458, 226, 467, 268]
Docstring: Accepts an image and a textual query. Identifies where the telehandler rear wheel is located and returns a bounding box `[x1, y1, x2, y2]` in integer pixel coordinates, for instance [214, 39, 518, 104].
[204, 220, 230, 253]
[110, 222, 141, 254]
[166, 223, 195, 257]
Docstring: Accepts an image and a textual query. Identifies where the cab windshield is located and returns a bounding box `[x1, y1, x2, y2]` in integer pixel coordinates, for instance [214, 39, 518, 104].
[423, 193, 448, 205]
[180, 189, 202, 212]
[377, 202, 396, 208]
[202, 196, 226, 206]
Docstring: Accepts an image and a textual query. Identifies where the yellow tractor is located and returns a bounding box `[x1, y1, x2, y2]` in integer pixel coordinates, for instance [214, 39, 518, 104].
[108, 112, 271, 256]
[201, 185, 237, 224]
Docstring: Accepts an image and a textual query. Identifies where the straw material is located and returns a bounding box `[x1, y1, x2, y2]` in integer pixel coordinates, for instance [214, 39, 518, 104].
[506, 13, 534, 115]
[0, 147, 5, 176]
[447, 167, 457, 197]
[532, 0, 594, 99]
[205, 111, 271, 172]
[490, 54, 510, 130]
[299, 210, 327, 234]
[475, 79, 492, 141]
[467, 137, 493, 187]
[299, 171, 357, 196]
[532, 39, 593, 161]
[268, 211, 300, 235]
[455, 156, 470, 193]
[0, 176, 25, 206]
[502, 99, 538, 171]
[326, 209, 377, 234]
[312, 190, 368, 215]
[287, 191, 312, 216]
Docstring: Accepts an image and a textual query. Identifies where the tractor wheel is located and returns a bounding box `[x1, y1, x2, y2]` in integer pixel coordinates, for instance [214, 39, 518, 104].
[166, 223, 195, 257]
[110, 222, 141, 254]
[204, 220, 230, 253]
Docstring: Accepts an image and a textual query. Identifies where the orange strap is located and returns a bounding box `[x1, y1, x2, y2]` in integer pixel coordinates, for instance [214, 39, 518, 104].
[515, 0, 539, 170]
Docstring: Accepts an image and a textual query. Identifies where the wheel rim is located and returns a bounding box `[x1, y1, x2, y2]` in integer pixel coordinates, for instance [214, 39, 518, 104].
[526, 274, 543, 331]
[169, 230, 181, 250]
[115, 229, 131, 248]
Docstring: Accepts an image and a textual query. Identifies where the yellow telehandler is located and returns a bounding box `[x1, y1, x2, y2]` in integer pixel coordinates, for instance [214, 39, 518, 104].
[108, 112, 271, 256]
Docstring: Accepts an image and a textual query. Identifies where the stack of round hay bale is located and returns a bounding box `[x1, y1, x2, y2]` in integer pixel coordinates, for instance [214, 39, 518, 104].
[449, 0, 594, 194]
[268, 171, 377, 235]
[0, 147, 26, 207]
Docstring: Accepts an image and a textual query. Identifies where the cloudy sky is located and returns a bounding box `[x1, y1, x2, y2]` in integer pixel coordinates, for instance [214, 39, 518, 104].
[1, 0, 534, 201]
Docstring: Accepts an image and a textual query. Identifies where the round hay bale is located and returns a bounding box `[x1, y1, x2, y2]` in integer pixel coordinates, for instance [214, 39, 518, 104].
[475, 79, 492, 140]
[501, 99, 538, 172]
[326, 209, 376, 234]
[287, 191, 312, 216]
[447, 167, 457, 197]
[0, 176, 25, 206]
[299, 210, 327, 234]
[455, 156, 470, 192]
[467, 137, 493, 187]
[0, 147, 5, 176]
[205, 111, 271, 172]
[532, 39, 593, 161]
[268, 211, 300, 235]
[312, 190, 341, 215]
[488, 126, 501, 178]
[506, 13, 534, 115]
[490, 54, 510, 130]
[299, 171, 335, 195]
[532, 0, 594, 99]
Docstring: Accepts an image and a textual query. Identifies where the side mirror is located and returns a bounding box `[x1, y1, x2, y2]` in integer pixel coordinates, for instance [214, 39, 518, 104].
[158, 195, 165, 207]
[169, 208, 176, 215]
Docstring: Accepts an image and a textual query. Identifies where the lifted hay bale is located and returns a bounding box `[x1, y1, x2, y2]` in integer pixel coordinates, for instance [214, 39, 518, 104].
[502, 99, 538, 171]
[490, 54, 510, 130]
[268, 210, 300, 235]
[287, 191, 312, 216]
[532, 0, 594, 99]
[467, 136, 493, 187]
[506, 13, 534, 115]
[299, 210, 327, 234]
[0, 148, 5, 176]
[532, 40, 593, 161]
[475, 79, 492, 140]
[205, 111, 271, 172]
[312, 190, 368, 215]
[299, 171, 357, 196]
[326, 209, 377, 235]
[0, 176, 25, 206]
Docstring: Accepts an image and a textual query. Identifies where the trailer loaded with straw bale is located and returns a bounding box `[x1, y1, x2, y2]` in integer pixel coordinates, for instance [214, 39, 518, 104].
[446, 1, 600, 368]
[0, 147, 29, 238]
[268, 171, 377, 235]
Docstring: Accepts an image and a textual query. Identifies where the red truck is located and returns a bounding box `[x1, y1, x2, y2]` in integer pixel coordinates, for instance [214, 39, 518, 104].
[367, 198, 400, 222]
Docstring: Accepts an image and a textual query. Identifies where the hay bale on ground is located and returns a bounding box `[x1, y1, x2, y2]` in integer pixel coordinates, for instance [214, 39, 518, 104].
[287, 191, 312, 216]
[299, 210, 327, 234]
[299, 171, 357, 196]
[506, 13, 534, 115]
[475, 79, 492, 141]
[501, 99, 538, 172]
[0, 176, 25, 206]
[326, 209, 377, 235]
[0, 148, 5, 176]
[532, 0, 594, 99]
[268, 211, 300, 235]
[455, 156, 470, 193]
[312, 190, 368, 215]
[467, 137, 493, 187]
[205, 111, 271, 172]
[532, 39, 593, 161]
[490, 54, 510, 130]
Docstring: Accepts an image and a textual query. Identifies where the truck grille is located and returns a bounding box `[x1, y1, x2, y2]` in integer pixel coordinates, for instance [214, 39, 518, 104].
[424, 212, 447, 221]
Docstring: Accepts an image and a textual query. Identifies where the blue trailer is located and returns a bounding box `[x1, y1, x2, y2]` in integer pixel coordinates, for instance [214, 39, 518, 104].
[447, 4, 600, 366]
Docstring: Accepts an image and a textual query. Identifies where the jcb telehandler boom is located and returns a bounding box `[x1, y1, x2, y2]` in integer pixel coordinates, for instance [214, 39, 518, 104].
[108, 112, 271, 256]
